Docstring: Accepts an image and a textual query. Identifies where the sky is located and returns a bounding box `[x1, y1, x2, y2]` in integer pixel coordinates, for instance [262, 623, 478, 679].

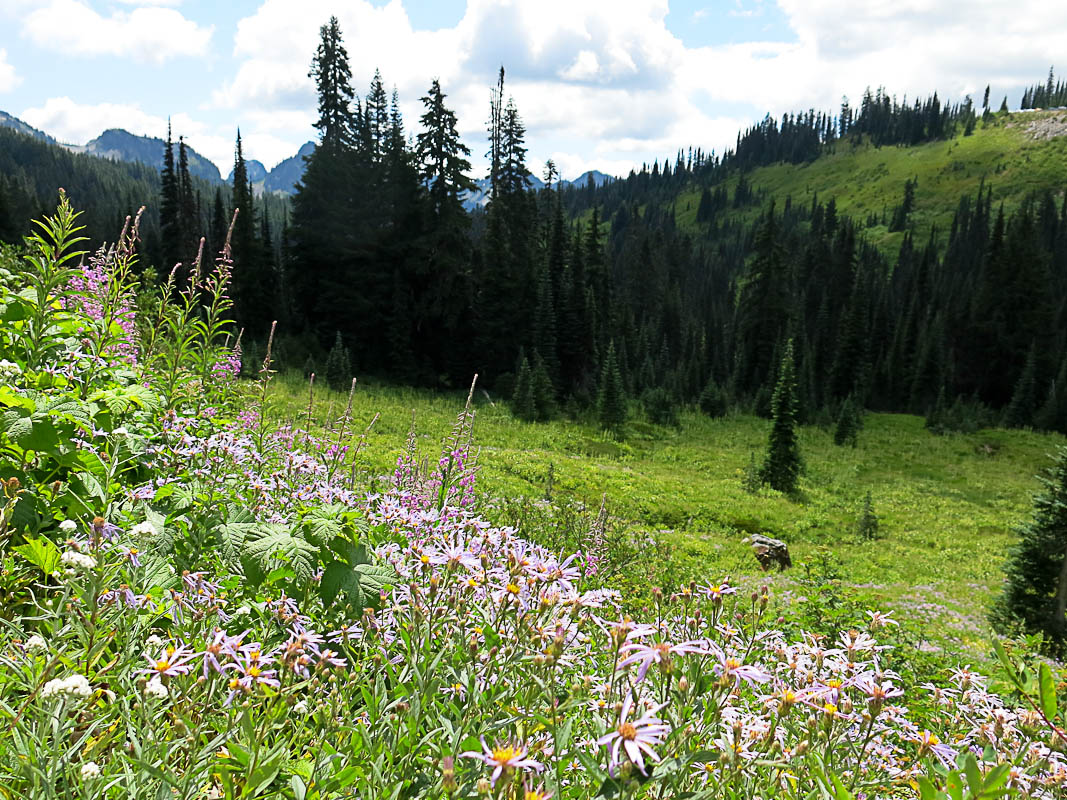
[0, 0, 1064, 181]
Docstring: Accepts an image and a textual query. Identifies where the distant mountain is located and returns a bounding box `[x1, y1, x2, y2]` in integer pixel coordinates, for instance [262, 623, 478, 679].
[459, 170, 614, 211]
[0, 110, 56, 144]
[560, 170, 614, 189]
[227, 159, 270, 197]
[265, 141, 315, 194]
[73, 129, 222, 183]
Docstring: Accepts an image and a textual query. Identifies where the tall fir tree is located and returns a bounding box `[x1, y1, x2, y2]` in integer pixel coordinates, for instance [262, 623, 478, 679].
[992, 447, 1067, 652]
[597, 341, 627, 438]
[761, 339, 802, 493]
[159, 120, 181, 270]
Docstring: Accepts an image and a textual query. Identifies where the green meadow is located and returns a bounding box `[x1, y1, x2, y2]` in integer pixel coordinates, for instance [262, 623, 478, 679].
[274, 374, 1061, 659]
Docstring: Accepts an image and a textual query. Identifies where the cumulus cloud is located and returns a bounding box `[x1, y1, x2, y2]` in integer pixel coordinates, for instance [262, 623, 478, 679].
[22, 0, 213, 64]
[21, 0, 1063, 182]
[0, 48, 19, 93]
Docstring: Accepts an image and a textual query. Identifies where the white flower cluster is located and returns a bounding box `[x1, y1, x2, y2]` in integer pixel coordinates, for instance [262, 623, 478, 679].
[79, 761, 101, 780]
[40, 673, 91, 700]
[59, 519, 78, 534]
[0, 359, 21, 379]
[24, 634, 48, 654]
[144, 677, 169, 700]
[60, 550, 96, 571]
[130, 520, 157, 538]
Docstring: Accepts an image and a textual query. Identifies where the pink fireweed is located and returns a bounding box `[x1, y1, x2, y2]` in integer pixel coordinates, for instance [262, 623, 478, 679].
[460, 737, 544, 786]
[597, 692, 671, 775]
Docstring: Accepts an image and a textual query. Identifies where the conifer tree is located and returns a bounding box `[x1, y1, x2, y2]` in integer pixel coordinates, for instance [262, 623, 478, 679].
[1004, 345, 1038, 428]
[597, 341, 627, 438]
[531, 352, 559, 422]
[834, 394, 860, 447]
[856, 490, 879, 540]
[760, 339, 802, 493]
[991, 447, 1067, 651]
[177, 136, 197, 259]
[159, 120, 181, 269]
[324, 331, 352, 391]
[699, 373, 727, 417]
[512, 356, 536, 421]
[230, 130, 270, 338]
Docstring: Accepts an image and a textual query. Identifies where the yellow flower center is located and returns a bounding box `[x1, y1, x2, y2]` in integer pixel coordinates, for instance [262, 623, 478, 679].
[823, 703, 838, 716]
[492, 746, 517, 763]
[725, 658, 741, 671]
[618, 722, 638, 741]
[248, 666, 261, 678]
[154, 659, 170, 673]
[827, 679, 842, 689]
[506, 583, 521, 595]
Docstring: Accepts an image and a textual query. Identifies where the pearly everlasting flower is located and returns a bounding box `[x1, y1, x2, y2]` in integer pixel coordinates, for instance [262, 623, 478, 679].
[0, 359, 20, 379]
[293, 700, 309, 714]
[112, 427, 129, 437]
[61, 550, 96, 571]
[80, 761, 101, 780]
[41, 673, 92, 700]
[144, 677, 169, 700]
[59, 519, 77, 533]
[130, 521, 157, 538]
[24, 634, 48, 654]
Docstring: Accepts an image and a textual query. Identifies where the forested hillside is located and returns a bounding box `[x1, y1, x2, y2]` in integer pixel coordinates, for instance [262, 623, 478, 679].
[3, 16, 1066, 438]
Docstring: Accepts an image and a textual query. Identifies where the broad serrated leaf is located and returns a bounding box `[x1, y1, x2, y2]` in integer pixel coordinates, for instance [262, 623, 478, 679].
[242, 524, 317, 586]
[13, 536, 60, 575]
[320, 561, 363, 608]
[352, 563, 395, 597]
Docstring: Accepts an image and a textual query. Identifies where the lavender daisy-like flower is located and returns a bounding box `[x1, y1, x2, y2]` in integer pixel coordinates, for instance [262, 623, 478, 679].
[713, 651, 772, 687]
[461, 737, 544, 786]
[617, 639, 706, 682]
[139, 642, 197, 679]
[596, 692, 671, 775]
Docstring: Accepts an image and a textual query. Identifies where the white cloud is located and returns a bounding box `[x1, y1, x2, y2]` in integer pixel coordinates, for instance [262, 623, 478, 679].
[0, 48, 19, 93]
[22, 0, 213, 64]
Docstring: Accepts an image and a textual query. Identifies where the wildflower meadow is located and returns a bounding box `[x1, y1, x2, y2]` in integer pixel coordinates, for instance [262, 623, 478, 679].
[2, 194, 1067, 799]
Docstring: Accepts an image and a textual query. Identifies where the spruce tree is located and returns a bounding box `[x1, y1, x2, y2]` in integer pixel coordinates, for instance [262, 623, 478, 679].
[834, 395, 860, 447]
[991, 447, 1067, 652]
[323, 331, 352, 391]
[760, 339, 802, 493]
[856, 490, 879, 540]
[699, 373, 727, 417]
[597, 341, 627, 438]
[512, 356, 536, 421]
[1004, 345, 1038, 428]
[159, 120, 181, 269]
[531, 352, 559, 422]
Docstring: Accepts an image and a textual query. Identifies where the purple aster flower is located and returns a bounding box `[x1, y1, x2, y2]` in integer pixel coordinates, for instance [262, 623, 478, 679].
[596, 692, 670, 776]
[617, 639, 707, 682]
[139, 642, 198, 679]
[460, 737, 544, 786]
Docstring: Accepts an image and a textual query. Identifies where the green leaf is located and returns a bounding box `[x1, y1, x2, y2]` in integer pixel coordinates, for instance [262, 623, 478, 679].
[991, 638, 1020, 685]
[1039, 662, 1057, 720]
[963, 754, 982, 797]
[13, 536, 60, 575]
[829, 774, 854, 800]
[917, 776, 938, 800]
[352, 563, 394, 598]
[290, 775, 307, 800]
[945, 770, 964, 800]
[320, 561, 363, 608]
[982, 763, 1011, 792]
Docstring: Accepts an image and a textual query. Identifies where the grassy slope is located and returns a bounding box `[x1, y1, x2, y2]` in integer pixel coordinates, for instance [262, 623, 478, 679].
[672, 110, 1067, 251]
[275, 375, 1062, 658]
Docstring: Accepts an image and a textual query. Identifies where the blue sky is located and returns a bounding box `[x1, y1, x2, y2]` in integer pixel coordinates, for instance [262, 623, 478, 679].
[0, 0, 1061, 179]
